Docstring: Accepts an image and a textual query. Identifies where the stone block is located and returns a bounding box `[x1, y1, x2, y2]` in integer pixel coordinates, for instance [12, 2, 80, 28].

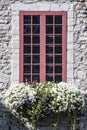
[12, 28, 19, 35]
[67, 42, 73, 50]
[12, 16, 19, 21]
[79, 2, 86, 7]
[37, 3, 51, 11]
[12, 10, 19, 16]
[67, 49, 73, 64]
[0, 72, 9, 83]
[12, 41, 19, 49]
[12, 48, 19, 54]
[11, 72, 19, 82]
[67, 78, 74, 84]
[12, 4, 23, 11]
[77, 70, 86, 78]
[67, 11, 73, 18]
[12, 20, 19, 28]
[74, 78, 82, 88]
[67, 31, 73, 43]
[12, 35, 19, 41]
[67, 63, 74, 79]
[11, 80, 19, 86]
[12, 58, 19, 66]
[67, 18, 73, 26]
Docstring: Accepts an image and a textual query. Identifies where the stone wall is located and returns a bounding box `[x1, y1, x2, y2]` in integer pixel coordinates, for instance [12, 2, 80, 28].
[0, 0, 87, 130]
[11, 2, 74, 85]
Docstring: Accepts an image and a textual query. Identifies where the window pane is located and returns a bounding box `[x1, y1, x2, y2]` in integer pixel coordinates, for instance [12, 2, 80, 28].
[46, 45, 53, 54]
[33, 16, 40, 24]
[55, 56, 62, 63]
[24, 25, 31, 34]
[55, 46, 62, 53]
[55, 26, 62, 34]
[55, 36, 62, 44]
[32, 36, 40, 44]
[32, 55, 40, 63]
[33, 25, 40, 34]
[46, 65, 53, 73]
[24, 55, 31, 63]
[46, 75, 53, 81]
[24, 36, 31, 44]
[46, 56, 53, 63]
[24, 75, 31, 83]
[46, 36, 53, 44]
[55, 75, 62, 82]
[24, 46, 31, 53]
[32, 65, 39, 73]
[32, 75, 39, 82]
[46, 16, 53, 24]
[33, 46, 40, 53]
[55, 66, 62, 73]
[55, 16, 62, 24]
[24, 15, 31, 24]
[24, 65, 31, 73]
[46, 26, 53, 34]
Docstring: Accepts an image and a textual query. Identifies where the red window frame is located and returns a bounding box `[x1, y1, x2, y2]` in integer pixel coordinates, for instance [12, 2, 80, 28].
[19, 11, 67, 83]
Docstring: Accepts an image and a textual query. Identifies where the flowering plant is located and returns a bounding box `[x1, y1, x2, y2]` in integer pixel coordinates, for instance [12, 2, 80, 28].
[5, 82, 84, 130]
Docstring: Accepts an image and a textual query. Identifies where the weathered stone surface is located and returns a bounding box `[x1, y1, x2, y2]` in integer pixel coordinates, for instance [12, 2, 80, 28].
[0, 0, 87, 130]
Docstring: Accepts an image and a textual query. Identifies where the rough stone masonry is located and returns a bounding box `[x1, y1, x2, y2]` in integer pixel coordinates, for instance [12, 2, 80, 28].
[0, 0, 87, 130]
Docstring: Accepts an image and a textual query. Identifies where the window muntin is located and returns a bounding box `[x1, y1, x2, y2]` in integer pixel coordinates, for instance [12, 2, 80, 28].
[20, 11, 67, 83]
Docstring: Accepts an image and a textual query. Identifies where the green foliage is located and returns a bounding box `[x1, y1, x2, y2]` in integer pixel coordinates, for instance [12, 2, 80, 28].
[5, 82, 85, 130]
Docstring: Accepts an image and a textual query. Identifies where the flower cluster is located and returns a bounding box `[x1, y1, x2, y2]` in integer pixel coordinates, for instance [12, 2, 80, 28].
[5, 82, 84, 122]
[5, 83, 36, 116]
[50, 82, 84, 113]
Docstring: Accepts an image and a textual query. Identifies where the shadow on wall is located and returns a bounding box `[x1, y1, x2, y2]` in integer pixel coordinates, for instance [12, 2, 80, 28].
[1, 94, 87, 130]
[0, 103, 32, 130]
[5, 109, 69, 130]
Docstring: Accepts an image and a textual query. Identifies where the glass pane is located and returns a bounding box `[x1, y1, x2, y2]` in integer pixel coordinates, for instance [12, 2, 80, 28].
[24, 36, 31, 44]
[24, 46, 31, 53]
[46, 36, 53, 44]
[24, 25, 31, 34]
[55, 16, 62, 24]
[46, 45, 53, 54]
[33, 46, 40, 53]
[32, 75, 39, 82]
[24, 55, 31, 63]
[32, 55, 40, 63]
[46, 16, 53, 24]
[32, 36, 40, 44]
[33, 16, 40, 24]
[46, 26, 53, 34]
[55, 56, 62, 63]
[55, 46, 62, 53]
[55, 66, 62, 73]
[24, 65, 31, 73]
[33, 25, 40, 34]
[46, 75, 53, 81]
[55, 26, 62, 34]
[24, 75, 31, 83]
[55, 75, 62, 82]
[32, 65, 39, 73]
[24, 15, 31, 24]
[46, 56, 53, 63]
[46, 65, 53, 73]
[55, 36, 62, 44]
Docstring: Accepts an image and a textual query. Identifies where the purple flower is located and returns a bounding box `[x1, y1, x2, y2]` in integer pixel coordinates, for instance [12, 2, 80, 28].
[45, 109, 52, 115]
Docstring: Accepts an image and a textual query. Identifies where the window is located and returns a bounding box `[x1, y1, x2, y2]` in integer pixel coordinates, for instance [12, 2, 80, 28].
[20, 11, 67, 83]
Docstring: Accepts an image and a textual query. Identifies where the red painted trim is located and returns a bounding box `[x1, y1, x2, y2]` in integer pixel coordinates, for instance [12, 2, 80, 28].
[62, 12, 67, 82]
[19, 11, 67, 83]
[40, 14, 46, 82]
[19, 11, 65, 16]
